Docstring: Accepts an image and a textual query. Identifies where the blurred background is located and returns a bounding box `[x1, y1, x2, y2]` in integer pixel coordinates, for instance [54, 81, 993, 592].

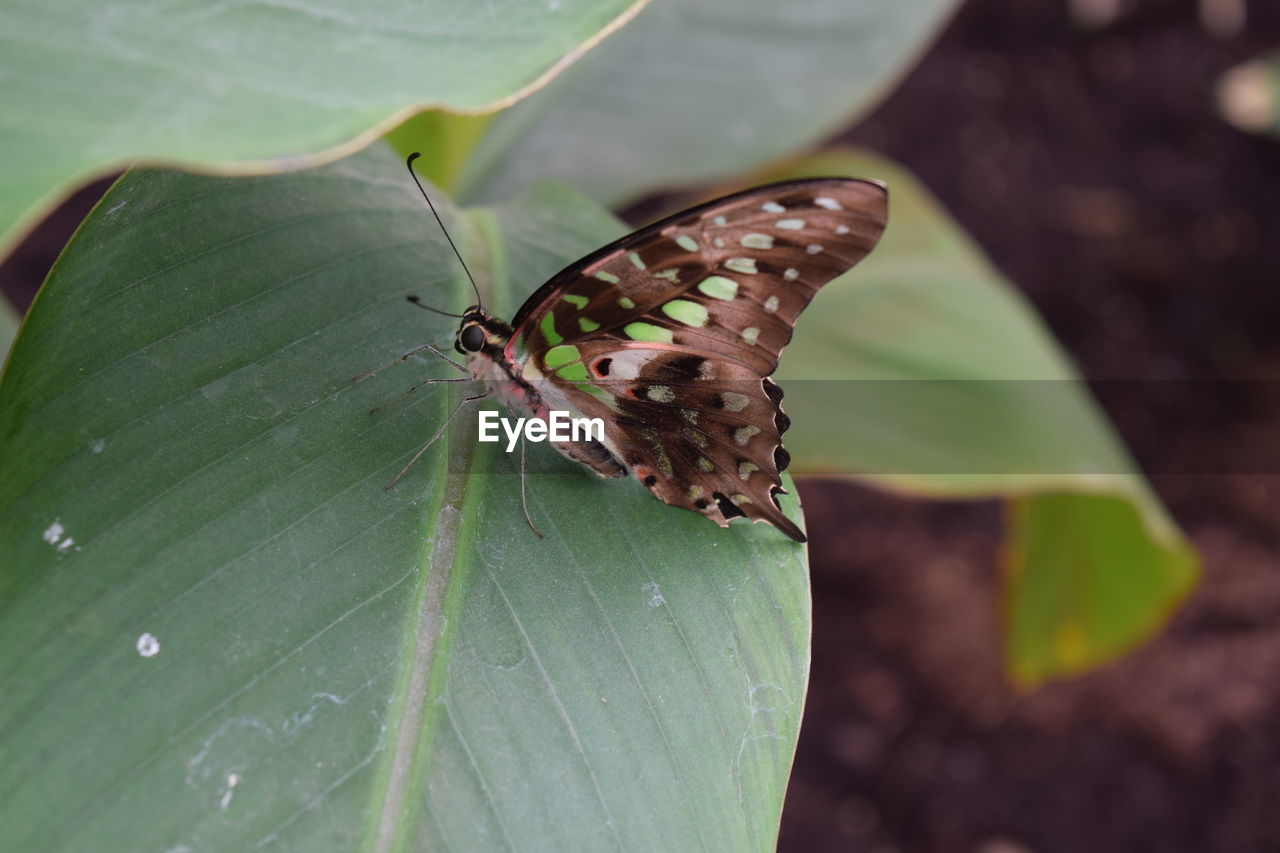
[3, 1, 1278, 850]
[785, 2, 1280, 851]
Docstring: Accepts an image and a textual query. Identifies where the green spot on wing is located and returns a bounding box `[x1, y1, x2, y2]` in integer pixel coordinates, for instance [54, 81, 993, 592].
[675, 235, 698, 252]
[593, 270, 620, 284]
[556, 362, 589, 382]
[696, 276, 738, 300]
[575, 382, 610, 400]
[624, 322, 674, 343]
[563, 293, 589, 309]
[578, 317, 600, 332]
[618, 296, 636, 309]
[540, 311, 562, 346]
[661, 300, 709, 327]
[544, 344, 581, 368]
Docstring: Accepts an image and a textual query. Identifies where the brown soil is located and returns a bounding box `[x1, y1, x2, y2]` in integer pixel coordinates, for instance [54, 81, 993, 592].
[783, 1, 1280, 851]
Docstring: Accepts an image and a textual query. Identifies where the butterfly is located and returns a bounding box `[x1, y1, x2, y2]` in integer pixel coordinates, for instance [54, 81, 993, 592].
[389, 154, 887, 542]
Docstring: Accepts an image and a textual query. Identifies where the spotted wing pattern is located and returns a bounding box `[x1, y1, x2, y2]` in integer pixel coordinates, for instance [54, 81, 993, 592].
[508, 178, 888, 541]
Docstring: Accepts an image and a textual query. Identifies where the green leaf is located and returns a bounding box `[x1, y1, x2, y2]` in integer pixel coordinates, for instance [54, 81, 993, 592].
[1003, 492, 1193, 683]
[459, 0, 960, 205]
[384, 112, 496, 196]
[0, 146, 808, 850]
[0, 293, 18, 368]
[760, 150, 1199, 685]
[0, 0, 648, 261]
[1217, 51, 1280, 138]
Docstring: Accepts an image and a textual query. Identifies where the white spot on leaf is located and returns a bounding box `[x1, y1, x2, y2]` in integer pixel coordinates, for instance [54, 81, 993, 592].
[42, 521, 65, 545]
[137, 633, 160, 657]
[185, 717, 274, 788]
[220, 773, 240, 810]
[284, 692, 346, 736]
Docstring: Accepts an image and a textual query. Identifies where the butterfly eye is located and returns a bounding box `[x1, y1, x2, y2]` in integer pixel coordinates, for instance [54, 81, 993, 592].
[458, 324, 486, 353]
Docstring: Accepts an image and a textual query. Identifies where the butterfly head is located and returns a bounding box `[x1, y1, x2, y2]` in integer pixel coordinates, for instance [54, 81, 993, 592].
[454, 306, 513, 357]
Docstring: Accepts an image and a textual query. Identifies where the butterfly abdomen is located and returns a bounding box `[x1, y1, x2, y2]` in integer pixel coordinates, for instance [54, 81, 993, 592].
[552, 438, 627, 478]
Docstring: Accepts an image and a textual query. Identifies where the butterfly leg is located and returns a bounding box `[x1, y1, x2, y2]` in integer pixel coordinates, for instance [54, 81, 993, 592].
[519, 436, 545, 539]
[424, 344, 469, 374]
[384, 390, 491, 489]
[353, 343, 436, 382]
[352, 342, 469, 384]
[370, 376, 473, 414]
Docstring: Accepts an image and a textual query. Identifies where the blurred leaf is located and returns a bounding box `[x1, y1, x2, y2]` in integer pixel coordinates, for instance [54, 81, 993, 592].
[1218, 51, 1280, 137]
[0, 293, 18, 367]
[459, 0, 960, 206]
[383, 111, 496, 196]
[757, 150, 1199, 684]
[0, 0, 648, 261]
[1003, 492, 1192, 683]
[0, 146, 808, 850]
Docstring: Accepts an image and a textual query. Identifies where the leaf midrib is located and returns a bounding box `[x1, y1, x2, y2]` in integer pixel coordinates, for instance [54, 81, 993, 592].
[366, 203, 503, 852]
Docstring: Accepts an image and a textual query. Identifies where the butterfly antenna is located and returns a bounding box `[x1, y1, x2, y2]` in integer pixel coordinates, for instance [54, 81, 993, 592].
[406, 295, 464, 318]
[406, 152, 484, 308]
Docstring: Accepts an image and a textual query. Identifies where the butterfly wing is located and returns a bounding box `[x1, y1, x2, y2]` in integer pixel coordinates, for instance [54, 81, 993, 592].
[509, 178, 888, 541]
